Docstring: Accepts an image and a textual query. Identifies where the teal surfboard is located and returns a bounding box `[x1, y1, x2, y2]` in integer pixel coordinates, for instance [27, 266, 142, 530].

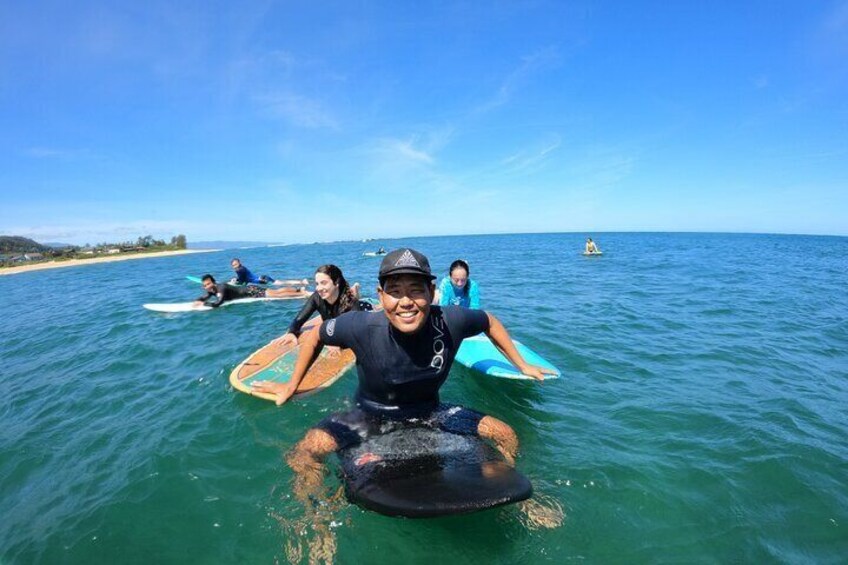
[455, 335, 561, 380]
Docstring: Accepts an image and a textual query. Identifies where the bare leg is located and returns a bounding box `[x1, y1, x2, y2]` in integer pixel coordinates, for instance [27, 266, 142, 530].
[476, 417, 564, 529]
[267, 287, 307, 298]
[283, 429, 340, 564]
[477, 415, 519, 464]
[286, 429, 339, 506]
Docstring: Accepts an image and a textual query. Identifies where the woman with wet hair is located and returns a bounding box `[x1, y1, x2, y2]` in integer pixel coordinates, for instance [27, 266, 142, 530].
[274, 265, 364, 347]
[434, 259, 480, 309]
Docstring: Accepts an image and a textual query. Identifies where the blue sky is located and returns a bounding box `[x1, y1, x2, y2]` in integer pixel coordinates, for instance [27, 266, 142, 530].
[1, 1, 846, 245]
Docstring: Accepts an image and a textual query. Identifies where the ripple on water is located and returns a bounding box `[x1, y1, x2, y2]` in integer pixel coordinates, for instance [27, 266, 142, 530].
[2, 233, 848, 563]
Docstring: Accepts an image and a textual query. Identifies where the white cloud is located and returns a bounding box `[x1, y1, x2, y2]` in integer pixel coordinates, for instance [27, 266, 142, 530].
[256, 92, 338, 129]
[474, 46, 560, 114]
[23, 147, 94, 160]
[501, 135, 562, 174]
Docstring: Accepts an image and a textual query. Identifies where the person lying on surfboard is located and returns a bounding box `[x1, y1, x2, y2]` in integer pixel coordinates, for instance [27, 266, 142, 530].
[251, 249, 559, 525]
[229, 258, 308, 287]
[272, 264, 367, 352]
[434, 259, 480, 309]
[585, 238, 600, 254]
[193, 274, 305, 308]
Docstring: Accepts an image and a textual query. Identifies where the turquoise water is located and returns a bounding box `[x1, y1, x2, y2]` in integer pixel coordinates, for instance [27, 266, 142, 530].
[1, 232, 846, 564]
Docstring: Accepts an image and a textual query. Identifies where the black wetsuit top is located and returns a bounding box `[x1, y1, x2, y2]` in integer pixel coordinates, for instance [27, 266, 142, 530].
[196, 284, 263, 308]
[287, 293, 364, 336]
[319, 306, 490, 411]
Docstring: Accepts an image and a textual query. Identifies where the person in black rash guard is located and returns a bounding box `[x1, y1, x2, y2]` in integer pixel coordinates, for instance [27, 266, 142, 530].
[193, 274, 306, 307]
[251, 248, 555, 511]
[193, 274, 265, 307]
[272, 264, 366, 350]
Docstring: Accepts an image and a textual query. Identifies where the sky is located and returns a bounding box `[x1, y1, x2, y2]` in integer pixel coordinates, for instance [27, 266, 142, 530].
[1, 1, 847, 245]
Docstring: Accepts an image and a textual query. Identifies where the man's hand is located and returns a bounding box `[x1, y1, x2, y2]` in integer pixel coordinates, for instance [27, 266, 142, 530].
[519, 364, 556, 381]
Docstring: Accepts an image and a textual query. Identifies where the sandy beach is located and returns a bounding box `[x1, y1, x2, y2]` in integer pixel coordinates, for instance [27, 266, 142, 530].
[0, 248, 219, 276]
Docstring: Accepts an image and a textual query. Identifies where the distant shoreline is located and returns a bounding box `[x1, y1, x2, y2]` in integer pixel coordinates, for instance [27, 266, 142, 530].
[0, 249, 219, 276]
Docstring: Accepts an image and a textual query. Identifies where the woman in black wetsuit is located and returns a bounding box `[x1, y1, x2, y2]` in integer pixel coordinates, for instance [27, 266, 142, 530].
[274, 264, 363, 347]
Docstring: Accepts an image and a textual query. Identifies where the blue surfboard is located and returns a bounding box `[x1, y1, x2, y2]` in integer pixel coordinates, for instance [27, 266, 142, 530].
[455, 334, 561, 380]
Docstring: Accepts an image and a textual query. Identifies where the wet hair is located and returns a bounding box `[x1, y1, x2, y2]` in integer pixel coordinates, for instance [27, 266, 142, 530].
[316, 264, 355, 312]
[448, 260, 471, 294]
[201, 274, 216, 284]
[449, 259, 470, 277]
[231, 258, 241, 265]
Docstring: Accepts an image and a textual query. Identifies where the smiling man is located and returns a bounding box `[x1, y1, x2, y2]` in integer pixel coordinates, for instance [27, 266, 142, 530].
[251, 248, 552, 506]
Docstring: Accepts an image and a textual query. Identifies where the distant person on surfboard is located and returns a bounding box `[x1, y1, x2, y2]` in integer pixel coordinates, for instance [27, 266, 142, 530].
[193, 274, 305, 308]
[434, 259, 480, 309]
[251, 248, 559, 542]
[585, 238, 600, 254]
[229, 258, 308, 287]
[272, 264, 367, 353]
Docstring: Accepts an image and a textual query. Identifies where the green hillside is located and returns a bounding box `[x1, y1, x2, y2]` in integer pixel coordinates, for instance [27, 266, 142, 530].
[0, 236, 51, 254]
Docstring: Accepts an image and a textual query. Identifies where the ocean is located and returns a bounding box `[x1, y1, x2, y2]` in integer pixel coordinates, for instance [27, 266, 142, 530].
[1, 232, 846, 564]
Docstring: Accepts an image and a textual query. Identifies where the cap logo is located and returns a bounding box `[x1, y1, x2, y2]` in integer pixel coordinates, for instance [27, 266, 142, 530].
[325, 319, 336, 337]
[394, 249, 420, 269]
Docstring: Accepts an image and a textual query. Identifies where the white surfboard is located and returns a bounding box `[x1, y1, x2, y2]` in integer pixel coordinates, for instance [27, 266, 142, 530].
[143, 295, 306, 313]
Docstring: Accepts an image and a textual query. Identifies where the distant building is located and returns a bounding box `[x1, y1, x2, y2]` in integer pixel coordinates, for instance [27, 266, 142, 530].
[24, 253, 43, 261]
[106, 248, 121, 254]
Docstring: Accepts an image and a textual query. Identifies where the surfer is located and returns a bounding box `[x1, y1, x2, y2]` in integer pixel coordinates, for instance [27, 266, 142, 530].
[251, 248, 556, 509]
[273, 264, 367, 349]
[585, 238, 600, 254]
[434, 259, 480, 309]
[230, 258, 308, 287]
[193, 274, 304, 308]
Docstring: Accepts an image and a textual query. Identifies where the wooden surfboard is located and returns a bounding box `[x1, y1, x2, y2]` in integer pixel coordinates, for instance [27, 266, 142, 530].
[230, 303, 381, 401]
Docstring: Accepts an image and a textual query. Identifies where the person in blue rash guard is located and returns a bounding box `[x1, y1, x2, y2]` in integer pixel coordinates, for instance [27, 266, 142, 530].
[250, 248, 557, 518]
[230, 258, 308, 287]
[434, 259, 480, 309]
[230, 258, 272, 285]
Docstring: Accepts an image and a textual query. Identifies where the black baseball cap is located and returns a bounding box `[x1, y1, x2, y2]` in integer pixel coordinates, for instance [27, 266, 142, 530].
[378, 248, 437, 285]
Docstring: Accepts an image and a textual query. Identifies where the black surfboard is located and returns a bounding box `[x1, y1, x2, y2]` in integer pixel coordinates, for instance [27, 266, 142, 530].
[338, 427, 532, 518]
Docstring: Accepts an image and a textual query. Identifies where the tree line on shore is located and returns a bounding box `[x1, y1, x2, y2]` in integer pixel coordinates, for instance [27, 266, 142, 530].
[0, 234, 188, 266]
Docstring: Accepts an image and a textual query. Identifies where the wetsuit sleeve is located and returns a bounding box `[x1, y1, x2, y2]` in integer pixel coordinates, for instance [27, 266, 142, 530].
[437, 278, 452, 306]
[206, 287, 227, 308]
[195, 290, 213, 303]
[287, 293, 320, 336]
[468, 279, 480, 309]
[445, 306, 489, 338]
[318, 311, 359, 348]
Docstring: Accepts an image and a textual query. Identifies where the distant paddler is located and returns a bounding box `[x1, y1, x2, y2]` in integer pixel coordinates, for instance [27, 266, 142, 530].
[230, 257, 308, 287]
[584, 238, 602, 255]
[194, 274, 306, 308]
